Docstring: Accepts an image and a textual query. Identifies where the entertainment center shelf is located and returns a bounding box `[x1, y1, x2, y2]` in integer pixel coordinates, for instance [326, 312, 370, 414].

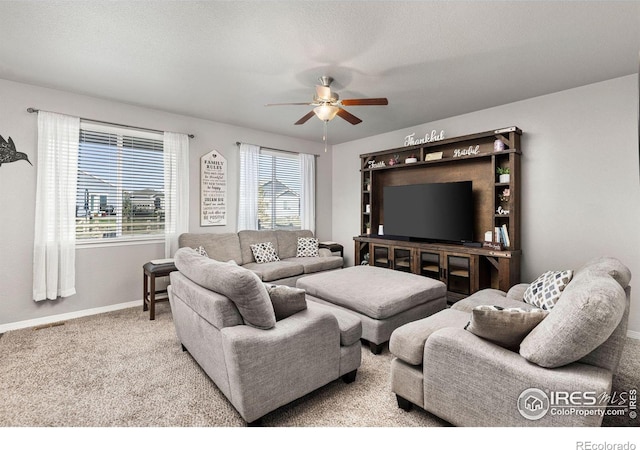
[356, 126, 522, 301]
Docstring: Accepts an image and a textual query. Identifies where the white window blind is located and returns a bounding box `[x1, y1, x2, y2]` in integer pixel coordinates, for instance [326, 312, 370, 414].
[75, 122, 165, 241]
[257, 149, 301, 230]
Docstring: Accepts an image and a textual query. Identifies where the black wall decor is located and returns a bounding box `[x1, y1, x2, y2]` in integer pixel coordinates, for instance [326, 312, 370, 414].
[0, 135, 32, 167]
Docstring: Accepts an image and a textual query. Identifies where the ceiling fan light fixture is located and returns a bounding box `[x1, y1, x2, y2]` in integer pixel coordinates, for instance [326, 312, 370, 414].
[313, 104, 339, 121]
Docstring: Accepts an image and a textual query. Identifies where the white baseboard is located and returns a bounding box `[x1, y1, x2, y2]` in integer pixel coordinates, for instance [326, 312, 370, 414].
[0, 300, 141, 333]
[627, 330, 640, 340]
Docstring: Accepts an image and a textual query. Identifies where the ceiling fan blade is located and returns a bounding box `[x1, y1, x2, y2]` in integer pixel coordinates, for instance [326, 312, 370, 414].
[265, 102, 312, 106]
[315, 85, 332, 101]
[337, 108, 362, 125]
[294, 110, 316, 125]
[341, 98, 389, 106]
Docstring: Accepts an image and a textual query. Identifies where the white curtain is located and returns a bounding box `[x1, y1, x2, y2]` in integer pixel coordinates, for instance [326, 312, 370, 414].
[33, 112, 80, 301]
[237, 143, 260, 231]
[300, 153, 316, 234]
[163, 132, 190, 258]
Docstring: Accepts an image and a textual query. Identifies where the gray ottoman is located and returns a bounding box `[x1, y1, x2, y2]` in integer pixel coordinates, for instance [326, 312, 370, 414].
[297, 266, 447, 354]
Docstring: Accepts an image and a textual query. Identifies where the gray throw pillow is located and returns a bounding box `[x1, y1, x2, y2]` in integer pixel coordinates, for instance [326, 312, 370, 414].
[296, 237, 319, 257]
[174, 247, 276, 329]
[465, 305, 548, 351]
[264, 284, 307, 321]
[520, 271, 626, 368]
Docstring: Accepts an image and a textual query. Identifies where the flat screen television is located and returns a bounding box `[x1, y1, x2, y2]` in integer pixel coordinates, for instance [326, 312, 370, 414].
[383, 181, 474, 243]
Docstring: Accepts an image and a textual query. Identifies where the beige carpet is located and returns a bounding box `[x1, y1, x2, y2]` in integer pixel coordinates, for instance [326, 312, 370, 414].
[0, 303, 638, 427]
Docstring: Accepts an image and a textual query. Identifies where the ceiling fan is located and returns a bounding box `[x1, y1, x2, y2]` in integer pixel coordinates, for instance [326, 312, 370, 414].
[266, 76, 389, 126]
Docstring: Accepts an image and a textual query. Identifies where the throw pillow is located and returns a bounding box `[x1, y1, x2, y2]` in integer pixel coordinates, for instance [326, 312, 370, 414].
[520, 271, 627, 368]
[193, 245, 208, 257]
[264, 283, 307, 321]
[296, 237, 319, 257]
[465, 305, 549, 351]
[523, 270, 573, 310]
[250, 242, 280, 264]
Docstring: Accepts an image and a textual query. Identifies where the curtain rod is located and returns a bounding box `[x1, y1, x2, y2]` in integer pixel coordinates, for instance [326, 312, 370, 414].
[235, 141, 318, 157]
[27, 108, 195, 139]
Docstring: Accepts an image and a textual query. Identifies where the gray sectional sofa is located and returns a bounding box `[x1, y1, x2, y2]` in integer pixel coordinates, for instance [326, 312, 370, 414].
[178, 230, 343, 286]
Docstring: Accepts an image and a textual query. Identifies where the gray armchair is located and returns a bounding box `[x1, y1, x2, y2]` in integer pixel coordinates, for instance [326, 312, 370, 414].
[168, 248, 361, 424]
[389, 257, 631, 426]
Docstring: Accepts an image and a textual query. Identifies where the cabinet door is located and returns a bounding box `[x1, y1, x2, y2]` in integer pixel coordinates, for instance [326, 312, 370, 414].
[392, 247, 412, 273]
[446, 254, 471, 295]
[419, 250, 442, 280]
[372, 245, 390, 268]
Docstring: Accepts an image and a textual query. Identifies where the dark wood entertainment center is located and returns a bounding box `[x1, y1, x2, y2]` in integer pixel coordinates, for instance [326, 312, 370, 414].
[354, 126, 522, 303]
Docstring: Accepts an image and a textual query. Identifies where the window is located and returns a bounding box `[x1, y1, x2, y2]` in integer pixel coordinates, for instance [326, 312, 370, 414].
[257, 150, 301, 230]
[75, 122, 165, 241]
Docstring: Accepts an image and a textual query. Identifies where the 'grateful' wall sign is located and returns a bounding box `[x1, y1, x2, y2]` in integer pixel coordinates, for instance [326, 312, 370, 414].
[403, 130, 445, 147]
[200, 149, 227, 226]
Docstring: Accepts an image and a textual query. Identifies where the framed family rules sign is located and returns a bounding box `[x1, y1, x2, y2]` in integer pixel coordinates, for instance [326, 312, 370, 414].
[200, 149, 227, 226]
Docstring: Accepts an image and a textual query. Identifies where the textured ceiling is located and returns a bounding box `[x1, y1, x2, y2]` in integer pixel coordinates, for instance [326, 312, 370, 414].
[1, 1, 639, 144]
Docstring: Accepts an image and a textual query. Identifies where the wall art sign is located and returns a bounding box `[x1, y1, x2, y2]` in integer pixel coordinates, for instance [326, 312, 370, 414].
[0, 135, 32, 167]
[200, 149, 227, 226]
[403, 130, 445, 147]
[453, 145, 480, 158]
[367, 160, 386, 168]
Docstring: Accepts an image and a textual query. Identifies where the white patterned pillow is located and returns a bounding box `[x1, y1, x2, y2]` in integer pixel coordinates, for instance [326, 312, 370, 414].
[296, 237, 319, 257]
[250, 242, 280, 264]
[193, 246, 208, 257]
[523, 270, 573, 310]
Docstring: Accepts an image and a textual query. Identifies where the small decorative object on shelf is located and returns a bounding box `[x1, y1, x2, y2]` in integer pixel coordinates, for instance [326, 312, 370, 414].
[367, 160, 386, 168]
[483, 241, 504, 250]
[498, 188, 510, 202]
[425, 151, 443, 161]
[388, 154, 400, 166]
[378, 224, 384, 235]
[494, 139, 505, 152]
[365, 223, 371, 235]
[496, 206, 510, 215]
[365, 204, 371, 213]
[405, 154, 418, 164]
[497, 167, 510, 183]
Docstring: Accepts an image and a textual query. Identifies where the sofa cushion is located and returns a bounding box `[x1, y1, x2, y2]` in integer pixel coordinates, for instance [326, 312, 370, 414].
[250, 241, 280, 263]
[169, 271, 243, 329]
[264, 284, 307, 321]
[275, 230, 314, 259]
[296, 237, 319, 257]
[519, 271, 626, 368]
[242, 261, 304, 282]
[306, 301, 362, 347]
[464, 305, 548, 351]
[178, 232, 242, 264]
[174, 247, 276, 329]
[523, 270, 573, 310]
[452, 289, 538, 313]
[575, 256, 631, 289]
[389, 308, 470, 365]
[238, 230, 279, 264]
[282, 256, 343, 274]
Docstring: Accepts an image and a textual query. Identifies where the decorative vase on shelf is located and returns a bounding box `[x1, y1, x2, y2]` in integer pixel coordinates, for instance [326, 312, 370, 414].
[494, 139, 505, 152]
[499, 174, 510, 183]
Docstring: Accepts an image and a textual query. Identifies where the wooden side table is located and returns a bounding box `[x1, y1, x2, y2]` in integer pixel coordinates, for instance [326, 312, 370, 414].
[319, 242, 344, 258]
[143, 260, 177, 320]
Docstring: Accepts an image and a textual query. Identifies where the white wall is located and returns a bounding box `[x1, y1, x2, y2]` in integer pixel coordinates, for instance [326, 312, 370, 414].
[332, 75, 640, 334]
[0, 78, 332, 326]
